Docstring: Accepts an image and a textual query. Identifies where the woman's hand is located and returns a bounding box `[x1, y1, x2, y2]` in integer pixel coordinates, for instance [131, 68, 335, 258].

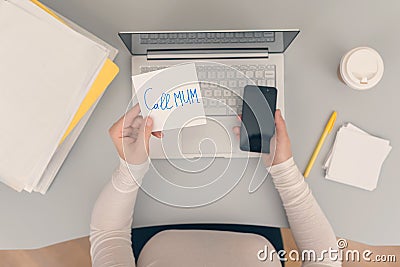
[109, 104, 162, 165]
[264, 109, 292, 166]
[233, 109, 292, 166]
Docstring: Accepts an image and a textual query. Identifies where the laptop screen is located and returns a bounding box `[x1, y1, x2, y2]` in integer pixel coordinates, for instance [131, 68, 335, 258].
[119, 30, 299, 55]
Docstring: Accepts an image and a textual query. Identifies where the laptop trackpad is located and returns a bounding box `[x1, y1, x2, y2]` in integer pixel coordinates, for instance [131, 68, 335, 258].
[181, 118, 232, 155]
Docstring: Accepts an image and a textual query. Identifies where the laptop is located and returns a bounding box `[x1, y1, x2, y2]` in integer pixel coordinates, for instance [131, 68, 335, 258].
[119, 30, 299, 159]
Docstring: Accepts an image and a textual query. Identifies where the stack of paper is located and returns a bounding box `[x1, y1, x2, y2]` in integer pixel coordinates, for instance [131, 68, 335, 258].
[0, 0, 119, 194]
[324, 123, 392, 191]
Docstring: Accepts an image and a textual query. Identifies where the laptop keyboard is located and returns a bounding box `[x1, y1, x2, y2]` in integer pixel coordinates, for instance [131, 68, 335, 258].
[139, 31, 275, 45]
[139, 64, 276, 116]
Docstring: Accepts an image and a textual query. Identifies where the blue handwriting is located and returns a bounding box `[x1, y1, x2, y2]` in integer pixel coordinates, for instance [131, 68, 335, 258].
[144, 87, 200, 111]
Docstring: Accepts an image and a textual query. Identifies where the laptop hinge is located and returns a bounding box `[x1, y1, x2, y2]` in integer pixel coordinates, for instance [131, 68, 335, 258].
[147, 49, 269, 60]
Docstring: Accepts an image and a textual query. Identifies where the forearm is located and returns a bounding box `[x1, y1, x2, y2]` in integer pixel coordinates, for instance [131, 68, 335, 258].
[90, 158, 149, 267]
[270, 157, 341, 266]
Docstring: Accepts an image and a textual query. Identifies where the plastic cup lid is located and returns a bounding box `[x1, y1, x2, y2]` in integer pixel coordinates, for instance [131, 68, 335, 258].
[340, 47, 384, 90]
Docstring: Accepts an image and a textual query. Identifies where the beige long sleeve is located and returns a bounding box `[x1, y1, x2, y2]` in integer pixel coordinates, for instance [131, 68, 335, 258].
[90, 158, 149, 267]
[90, 157, 341, 267]
[270, 157, 342, 266]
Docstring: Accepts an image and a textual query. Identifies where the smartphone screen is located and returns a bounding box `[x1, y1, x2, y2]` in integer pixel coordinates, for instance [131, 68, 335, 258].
[240, 85, 277, 153]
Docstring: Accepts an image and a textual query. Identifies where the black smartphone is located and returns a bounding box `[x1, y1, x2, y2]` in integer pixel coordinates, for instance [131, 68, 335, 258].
[240, 85, 277, 154]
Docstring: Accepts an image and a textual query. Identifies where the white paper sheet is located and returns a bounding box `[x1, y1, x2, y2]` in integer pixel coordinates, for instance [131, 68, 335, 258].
[324, 123, 392, 191]
[132, 63, 206, 132]
[32, 6, 119, 195]
[0, 0, 108, 191]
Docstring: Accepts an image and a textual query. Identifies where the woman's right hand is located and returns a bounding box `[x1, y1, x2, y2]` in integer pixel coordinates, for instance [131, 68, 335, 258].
[263, 109, 292, 166]
[233, 109, 292, 166]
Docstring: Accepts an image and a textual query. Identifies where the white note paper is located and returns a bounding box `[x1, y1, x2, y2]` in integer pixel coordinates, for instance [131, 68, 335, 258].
[132, 63, 206, 132]
[324, 123, 392, 191]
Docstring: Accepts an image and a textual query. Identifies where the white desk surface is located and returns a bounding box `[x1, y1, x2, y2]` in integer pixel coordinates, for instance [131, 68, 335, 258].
[1, 0, 399, 249]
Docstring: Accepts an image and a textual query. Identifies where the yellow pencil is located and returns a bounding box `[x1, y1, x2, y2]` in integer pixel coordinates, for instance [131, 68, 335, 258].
[304, 111, 337, 178]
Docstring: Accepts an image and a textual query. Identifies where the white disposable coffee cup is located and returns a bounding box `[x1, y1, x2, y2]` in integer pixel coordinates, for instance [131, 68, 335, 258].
[339, 47, 384, 90]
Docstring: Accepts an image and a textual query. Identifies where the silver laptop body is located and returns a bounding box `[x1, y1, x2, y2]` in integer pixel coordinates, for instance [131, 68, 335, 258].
[119, 30, 299, 159]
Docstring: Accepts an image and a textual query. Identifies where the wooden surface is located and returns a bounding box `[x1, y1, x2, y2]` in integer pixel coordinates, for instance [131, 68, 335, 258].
[0, 237, 91, 267]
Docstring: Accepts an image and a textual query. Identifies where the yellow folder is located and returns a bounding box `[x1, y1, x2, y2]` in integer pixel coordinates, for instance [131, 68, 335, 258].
[60, 60, 119, 143]
[31, 0, 119, 144]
